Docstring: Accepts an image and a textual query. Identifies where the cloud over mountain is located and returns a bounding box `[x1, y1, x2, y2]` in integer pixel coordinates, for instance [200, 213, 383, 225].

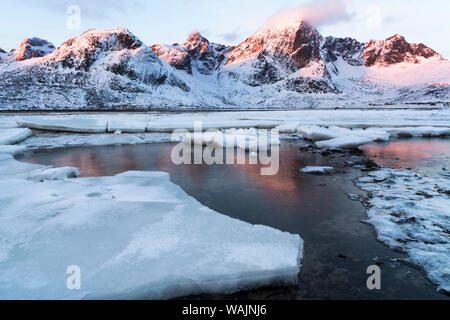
[263, 0, 353, 29]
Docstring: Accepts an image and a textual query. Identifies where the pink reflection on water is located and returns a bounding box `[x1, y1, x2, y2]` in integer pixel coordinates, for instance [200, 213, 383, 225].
[361, 139, 450, 169]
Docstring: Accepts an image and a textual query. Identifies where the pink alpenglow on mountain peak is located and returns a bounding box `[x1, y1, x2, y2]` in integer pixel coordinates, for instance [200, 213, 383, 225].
[227, 21, 321, 69]
[13, 37, 55, 61]
[365, 34, 441, 67]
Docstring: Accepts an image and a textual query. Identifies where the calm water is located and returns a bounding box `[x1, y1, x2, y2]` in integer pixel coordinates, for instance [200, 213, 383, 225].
[17, 138, 450, 300]
[361, 138, 450, 178]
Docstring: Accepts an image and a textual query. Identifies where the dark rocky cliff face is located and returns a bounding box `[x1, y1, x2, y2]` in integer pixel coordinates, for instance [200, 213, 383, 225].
[321, 36, 365, 66]
[183, 32, 230, 75]
[290, 22, 322, 68]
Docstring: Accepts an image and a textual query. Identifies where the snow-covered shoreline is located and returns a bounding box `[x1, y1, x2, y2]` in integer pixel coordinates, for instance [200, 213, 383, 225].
[356, 168, 450, 293]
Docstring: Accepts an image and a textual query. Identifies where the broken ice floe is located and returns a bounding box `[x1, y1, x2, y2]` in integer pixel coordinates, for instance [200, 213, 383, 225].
[298, 126, 390, 149]
[0, 145, 27, 155]
[6, 113, 450, 151]
[28, 166, 80, 181]
[276, 122, 301, 134]
[0, 128, 33, 145]
[357, 168, 450, 293]
[181, 128, 280, 152]
[0, 155, 303, 299]
[16, 116, 108, 133]
[20, 133, 172, 149]
[297, 125, 350, 141]
[300, 166, 334, 174]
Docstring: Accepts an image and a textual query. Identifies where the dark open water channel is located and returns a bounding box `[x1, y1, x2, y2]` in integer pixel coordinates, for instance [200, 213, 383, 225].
[16, 138, 450, 299]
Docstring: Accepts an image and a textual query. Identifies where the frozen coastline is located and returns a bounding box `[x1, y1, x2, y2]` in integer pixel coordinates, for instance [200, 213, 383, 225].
[0, 108, 449, 297]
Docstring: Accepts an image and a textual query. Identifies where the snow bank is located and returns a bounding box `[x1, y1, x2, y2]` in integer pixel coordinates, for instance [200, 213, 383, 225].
[16, 116, 107, 133]
[0, 156, 303, 300]
[357, 168, 450, 293]
[28, 167, 80, 181]
[300, 166, 334, 174]
[0, 128, 33, 145]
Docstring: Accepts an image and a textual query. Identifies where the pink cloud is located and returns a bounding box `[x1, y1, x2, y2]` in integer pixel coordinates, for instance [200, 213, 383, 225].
[263, 0, 353, 29]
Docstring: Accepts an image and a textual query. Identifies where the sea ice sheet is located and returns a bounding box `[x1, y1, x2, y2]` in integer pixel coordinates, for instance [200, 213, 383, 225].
[300, 166, 334, 174]
[0, 156, 303, 300]
[16, 116, 108, 133]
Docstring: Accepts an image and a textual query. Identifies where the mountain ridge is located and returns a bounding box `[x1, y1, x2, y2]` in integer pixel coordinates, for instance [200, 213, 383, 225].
[0, 22, 448, 110]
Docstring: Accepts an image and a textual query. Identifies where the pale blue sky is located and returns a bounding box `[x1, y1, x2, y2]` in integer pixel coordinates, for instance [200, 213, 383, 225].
[1, 0, 449, 58]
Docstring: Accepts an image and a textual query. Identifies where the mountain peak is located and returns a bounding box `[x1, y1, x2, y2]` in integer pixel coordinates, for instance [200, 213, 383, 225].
[13, 37, 55, 61]
[365, 34, 440, 66]
[185, 31, 208, 43]
[227, 19, 321, 68]
[183, 32, 210, 55]
[64, 27, 142, 50]
[386, 34, 405, 41]
[41, 27, 144, 70]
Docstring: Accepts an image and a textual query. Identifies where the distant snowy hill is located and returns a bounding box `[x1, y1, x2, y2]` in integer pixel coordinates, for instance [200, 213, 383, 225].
[0, 38, 55, 63]
[0, 23, 449, 110]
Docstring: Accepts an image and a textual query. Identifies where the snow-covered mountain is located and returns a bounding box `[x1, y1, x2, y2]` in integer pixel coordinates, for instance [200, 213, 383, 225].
[0, 22, 448, 110]
[0, 28, 198, 109]
[221, 21, 336, 93]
